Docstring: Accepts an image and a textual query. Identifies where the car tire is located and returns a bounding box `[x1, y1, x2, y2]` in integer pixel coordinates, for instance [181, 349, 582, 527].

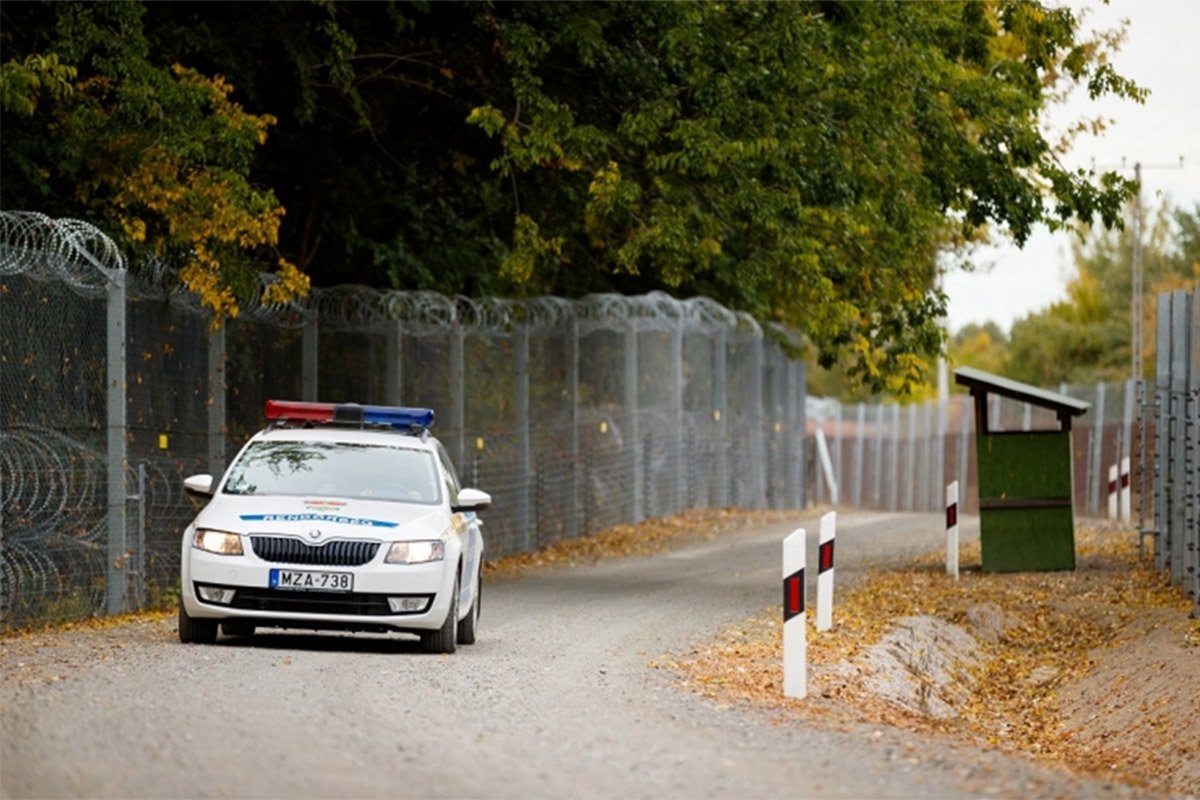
[457, 570, 480, 645]
[222, 621, 256, 638]
[421, 574, 459, 654]
[178, 600, 218, 644]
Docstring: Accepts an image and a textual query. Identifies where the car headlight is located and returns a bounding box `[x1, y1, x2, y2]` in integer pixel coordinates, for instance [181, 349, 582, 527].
[193, 529, 244, 556]
[385, 540, 444, 564]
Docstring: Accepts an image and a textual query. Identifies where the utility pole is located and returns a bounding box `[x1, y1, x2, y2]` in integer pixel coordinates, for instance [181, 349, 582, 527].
[1114, 156, 1184, 383]
[1131, 161, 1143, 383]
[1101, 156, 1184, 553]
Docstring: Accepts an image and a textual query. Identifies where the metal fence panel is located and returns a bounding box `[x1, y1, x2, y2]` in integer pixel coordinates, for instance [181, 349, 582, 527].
[1, 214, 811, 627]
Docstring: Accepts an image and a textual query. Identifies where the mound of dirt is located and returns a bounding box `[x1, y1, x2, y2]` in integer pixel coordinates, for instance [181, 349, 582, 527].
[860, 615, 981, 719]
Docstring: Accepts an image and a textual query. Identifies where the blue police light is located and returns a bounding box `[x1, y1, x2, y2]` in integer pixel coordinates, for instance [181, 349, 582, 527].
[265, 400, 434, 430]
[360, 404, 435, 430]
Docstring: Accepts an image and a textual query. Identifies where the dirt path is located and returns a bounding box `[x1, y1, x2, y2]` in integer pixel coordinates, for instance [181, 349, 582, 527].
[0, 511, 1155, 799]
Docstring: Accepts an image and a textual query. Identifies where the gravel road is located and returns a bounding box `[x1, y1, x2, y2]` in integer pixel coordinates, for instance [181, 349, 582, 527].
[1, 511, 1141, 799]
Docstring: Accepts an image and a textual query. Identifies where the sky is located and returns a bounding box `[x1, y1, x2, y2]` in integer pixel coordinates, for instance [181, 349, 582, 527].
[942, 0, 1200, 333]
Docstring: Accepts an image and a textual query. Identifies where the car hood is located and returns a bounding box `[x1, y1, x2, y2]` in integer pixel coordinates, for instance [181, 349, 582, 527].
[195, 494, 449, 542]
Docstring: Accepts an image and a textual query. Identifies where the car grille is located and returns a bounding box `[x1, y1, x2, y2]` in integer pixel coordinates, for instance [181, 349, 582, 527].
[250, 536, 380, 566]
[229, 588, 393, 616]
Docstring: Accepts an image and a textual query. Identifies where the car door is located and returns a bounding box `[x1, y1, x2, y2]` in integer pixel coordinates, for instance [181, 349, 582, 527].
[436, 442, 481, 608]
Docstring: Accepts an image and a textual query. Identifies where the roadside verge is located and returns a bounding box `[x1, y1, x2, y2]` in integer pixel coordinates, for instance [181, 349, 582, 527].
[664, 523, 1199, 797]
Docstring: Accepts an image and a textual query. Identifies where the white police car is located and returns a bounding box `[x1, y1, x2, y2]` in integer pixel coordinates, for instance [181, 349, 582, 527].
[178, 400, 489, 653]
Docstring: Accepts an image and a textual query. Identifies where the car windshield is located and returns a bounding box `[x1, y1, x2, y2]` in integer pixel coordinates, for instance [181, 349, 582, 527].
[222, 440, 442, 504]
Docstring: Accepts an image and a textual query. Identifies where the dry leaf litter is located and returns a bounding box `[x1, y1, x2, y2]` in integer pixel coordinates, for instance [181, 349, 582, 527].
[665, 521, 1198, 797]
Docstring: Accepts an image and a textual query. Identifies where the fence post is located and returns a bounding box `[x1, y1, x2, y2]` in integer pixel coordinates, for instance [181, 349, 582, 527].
[624, 318, 642, 522]
[713, 326, 729, 508]
[919, 401, 932, 512]
[567, 315, 580, 540]
[1154, 297, 1170, 570]
[936, 396, 948, 513]
[1118, 379, 1128, 484]
[833, 401, 843, 509]
[889, 403, 900, 511]
[1188, 288, 1200, 615]
[105, 269, 128, 615]
[450, 323, 465, 473]
[671, 314, 685, 514]
[872, 404, 885, 508]
[852, 403, 865, 507]
[750, 331, 766, 508]
[788, 359, 802, 508]
[796, 360, 807, 509]
[643, 433, 655, 518]
[516, 325, 531, 551]
[1168, 291, 1191, 585]
[905, 403, 917, 511]
[302, 315, 318, 401]
[207, 318, 226, 478]
[1088, 382, 1106, 516]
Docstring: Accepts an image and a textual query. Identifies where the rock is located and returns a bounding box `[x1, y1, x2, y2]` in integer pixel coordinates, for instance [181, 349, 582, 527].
[860, 615, 981, 719]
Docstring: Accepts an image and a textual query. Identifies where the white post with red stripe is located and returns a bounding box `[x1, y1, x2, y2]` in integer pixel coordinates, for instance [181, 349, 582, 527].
[946, 481, 959, 580]
[1119, 456, 1131, 523]
[783, 527, 807, 699]
[1107, 463, 1119, 519]
[816, 512, 835, 632]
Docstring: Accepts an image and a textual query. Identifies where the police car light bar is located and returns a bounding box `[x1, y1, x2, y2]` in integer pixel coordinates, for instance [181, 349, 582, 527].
[265, 400, 435, 430]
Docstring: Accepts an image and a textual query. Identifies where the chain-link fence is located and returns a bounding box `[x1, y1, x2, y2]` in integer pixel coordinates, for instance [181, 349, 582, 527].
[806, 379, 1141, 518]
[1144, 288, 1199, 616]
[1, 212, 808, 626]
[3, 211, 1193, 628]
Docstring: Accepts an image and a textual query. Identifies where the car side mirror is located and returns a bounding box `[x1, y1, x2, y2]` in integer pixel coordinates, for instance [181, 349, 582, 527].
[452, 487, 491, 513]
[184, 474, 215, 499]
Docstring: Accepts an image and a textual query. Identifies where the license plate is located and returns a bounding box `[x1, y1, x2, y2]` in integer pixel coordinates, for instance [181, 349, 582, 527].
[269, 568, 353, 592]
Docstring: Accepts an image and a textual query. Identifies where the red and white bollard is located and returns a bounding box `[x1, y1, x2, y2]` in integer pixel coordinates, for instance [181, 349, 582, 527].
[946, 481, 959, 580]
[783, 527, 807, 699]
[816, 512, 835, 632]
[1107, 463, 1119, 519]
[1120, 456, 1131, 523]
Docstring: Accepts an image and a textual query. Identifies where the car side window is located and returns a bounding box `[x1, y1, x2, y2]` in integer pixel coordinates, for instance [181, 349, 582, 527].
[435, 442, 461, 502]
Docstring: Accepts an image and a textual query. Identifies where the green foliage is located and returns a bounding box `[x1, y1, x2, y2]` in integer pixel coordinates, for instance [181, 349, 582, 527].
[950, 322, 1010, 376]
[1, 1, 1145, 389]
[467, 1, 1142, 391]
[1006, 202, 1200, 385]
[0, 53, 76, 116]
[0, 2, 306, 316]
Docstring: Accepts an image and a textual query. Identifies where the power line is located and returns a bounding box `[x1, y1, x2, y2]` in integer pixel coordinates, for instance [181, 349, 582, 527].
[1093, 156, 1185, 382]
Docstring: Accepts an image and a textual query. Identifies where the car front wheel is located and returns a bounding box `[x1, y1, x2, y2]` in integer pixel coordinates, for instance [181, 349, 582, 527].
[420, 575, 459, 654]
[178, 600, 218, 644]
[457, 570, 480, 645]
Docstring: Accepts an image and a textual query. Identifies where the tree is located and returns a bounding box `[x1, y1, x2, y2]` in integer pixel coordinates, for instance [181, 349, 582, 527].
[466, 1, 1143, 390]
[1006, 202, 1200, 385]
[2, 2, 1144, 389]
[0, 2, 307, 317]
[950, 322, 1010, 376]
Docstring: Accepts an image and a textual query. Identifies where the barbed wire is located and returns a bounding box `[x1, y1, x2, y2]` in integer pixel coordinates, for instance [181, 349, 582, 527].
[0, 210, 769, 340]
[0, 211, 125, 294]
